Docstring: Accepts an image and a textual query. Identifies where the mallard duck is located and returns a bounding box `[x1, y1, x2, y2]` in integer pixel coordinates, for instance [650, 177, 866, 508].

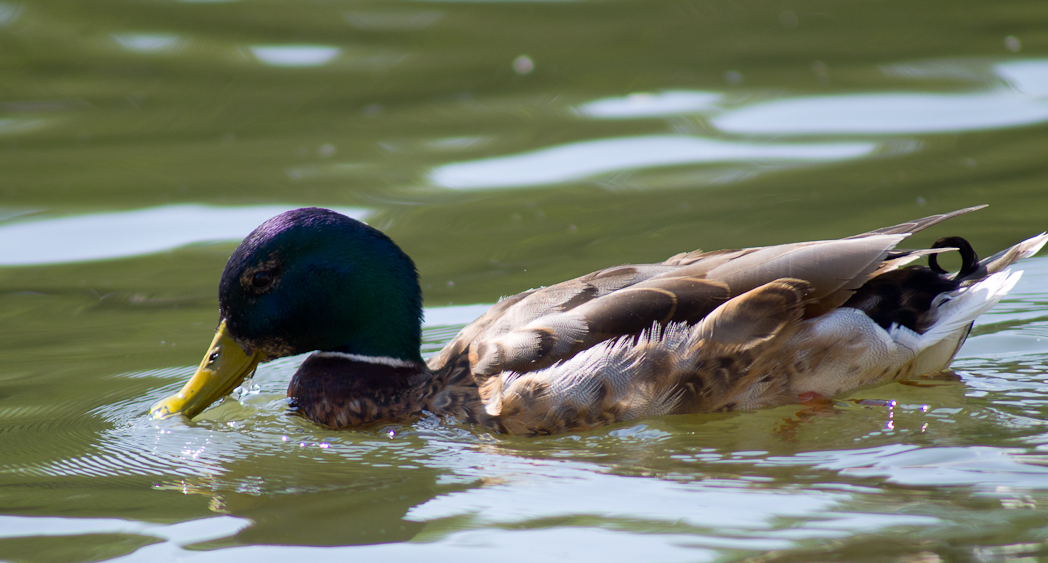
[150, 206, 1046, 435]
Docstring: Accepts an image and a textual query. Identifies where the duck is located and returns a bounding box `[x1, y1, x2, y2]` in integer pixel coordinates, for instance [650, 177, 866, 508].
[150, 206, 1046, 435]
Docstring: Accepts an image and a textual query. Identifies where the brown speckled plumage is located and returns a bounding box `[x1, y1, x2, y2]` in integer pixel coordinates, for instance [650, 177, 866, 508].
[288, 354, 432, 427]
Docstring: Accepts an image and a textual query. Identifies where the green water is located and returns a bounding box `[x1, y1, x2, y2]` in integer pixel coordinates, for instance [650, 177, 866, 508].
[2, 0, 1048, 561]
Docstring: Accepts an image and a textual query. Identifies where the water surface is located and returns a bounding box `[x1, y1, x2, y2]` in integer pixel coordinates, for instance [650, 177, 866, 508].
[2, 1, 1048, 561]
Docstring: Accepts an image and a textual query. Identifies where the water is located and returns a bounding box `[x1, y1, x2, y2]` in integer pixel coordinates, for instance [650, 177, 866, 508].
[2, 0, 1048, 561]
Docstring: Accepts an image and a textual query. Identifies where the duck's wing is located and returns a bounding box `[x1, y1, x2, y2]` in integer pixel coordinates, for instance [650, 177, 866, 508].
[490, 278, 812, 435]
[844, 205, 985, 238]
[660, 234, 908, 317]
[634, 206, 995, 317]
[432, 218, 942, 371]
[425, 262, 726, 374]
[423, 263, 731, 431]
[426, 208, 995, 411]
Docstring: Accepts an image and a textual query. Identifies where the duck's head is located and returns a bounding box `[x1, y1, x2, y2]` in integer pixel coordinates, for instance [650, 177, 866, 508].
[150, 207, 423, 420]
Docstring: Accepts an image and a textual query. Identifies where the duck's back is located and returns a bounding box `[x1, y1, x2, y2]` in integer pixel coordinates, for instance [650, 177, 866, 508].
[425, 208, 1046, 435]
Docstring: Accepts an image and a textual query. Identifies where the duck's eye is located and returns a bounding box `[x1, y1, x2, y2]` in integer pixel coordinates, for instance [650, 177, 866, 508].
[251, 270, 274, 289]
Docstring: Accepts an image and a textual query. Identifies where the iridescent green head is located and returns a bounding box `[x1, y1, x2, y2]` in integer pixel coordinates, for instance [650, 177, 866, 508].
[151, 208, 424, 421]
[219, 207, 423, 362]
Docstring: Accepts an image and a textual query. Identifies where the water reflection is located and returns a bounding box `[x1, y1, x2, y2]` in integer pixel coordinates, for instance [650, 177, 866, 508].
[763, 444, 1048, 489]
[0, 515, 249, 544]
[423, 303, 493, 327]
[109, 527, 714, 562]
[882, 59, 1048, 98]
[573, 59, 1048, 138]
[0, 2, 21, 26]
[408, 471, 849, 537]
[712, 92, 1048, 135]
[713, 58, 1048, 135]
[994, 59, 1048, 97]
[442, 57, 1048, 193]
[0, 205, 369, 266]
[430, 136, 878, 190]
[576, 91, 722, 119]
[112, 33, 182, 54]
[249, 45, 341, 68]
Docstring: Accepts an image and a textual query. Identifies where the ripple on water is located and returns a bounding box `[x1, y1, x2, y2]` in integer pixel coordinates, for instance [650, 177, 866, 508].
[5, 260, 1048, 562]
[14, 330, 482, 486]
[755, 444, 1048, 489]
[0, 401, 117, 474]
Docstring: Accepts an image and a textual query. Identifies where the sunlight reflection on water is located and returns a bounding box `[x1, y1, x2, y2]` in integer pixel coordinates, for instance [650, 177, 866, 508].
[408, 470, 847, 533]
[0, 205, 370, 266]
[112, 33, 182, 53]
[712, 92, 1048, 135]
[994, 59, 1048, 96]
[576, 91, 722, 119]
[4, 520, 716, 563]
[426, 59, 1048, 191]
[713, 58, 1048, 135]
[430, 136, 878, 190]
[763, 444, 1048, 488]
[249, 45, 341, 67]
[0, 514, 250, 542]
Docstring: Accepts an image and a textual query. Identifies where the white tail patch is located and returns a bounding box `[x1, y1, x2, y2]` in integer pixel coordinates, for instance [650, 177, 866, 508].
[894, 269, 1024, 376]
[915, 270, 1022, 353]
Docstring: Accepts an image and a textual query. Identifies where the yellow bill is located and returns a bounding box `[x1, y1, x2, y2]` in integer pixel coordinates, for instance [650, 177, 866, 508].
[150, 320, 264, 420]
